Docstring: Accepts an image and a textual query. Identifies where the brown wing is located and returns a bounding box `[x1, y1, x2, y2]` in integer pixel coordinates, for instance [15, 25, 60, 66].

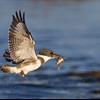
[3, 49, 18, 64]
[8, 11, 37, 63]
[3, 49, 13, 62]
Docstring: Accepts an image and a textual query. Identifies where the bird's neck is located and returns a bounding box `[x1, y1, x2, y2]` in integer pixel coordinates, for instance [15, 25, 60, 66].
[37, 55, 53, 64]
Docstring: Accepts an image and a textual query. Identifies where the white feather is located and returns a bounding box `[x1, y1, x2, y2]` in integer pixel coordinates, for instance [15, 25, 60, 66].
[19, 60, 41, 74]
[37, 55, 53, 63]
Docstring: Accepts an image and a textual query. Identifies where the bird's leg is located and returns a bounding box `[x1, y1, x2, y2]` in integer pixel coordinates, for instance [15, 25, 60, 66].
[20, 71, 27, 77]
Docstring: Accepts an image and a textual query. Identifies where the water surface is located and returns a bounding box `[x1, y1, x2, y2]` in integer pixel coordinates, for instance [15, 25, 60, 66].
[0, 0, 100, 99]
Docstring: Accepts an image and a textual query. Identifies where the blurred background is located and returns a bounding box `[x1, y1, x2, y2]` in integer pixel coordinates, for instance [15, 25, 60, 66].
[0, 0, 100, 99]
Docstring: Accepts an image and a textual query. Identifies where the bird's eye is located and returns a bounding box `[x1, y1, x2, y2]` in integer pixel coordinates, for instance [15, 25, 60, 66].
[50, 52, 53, 54]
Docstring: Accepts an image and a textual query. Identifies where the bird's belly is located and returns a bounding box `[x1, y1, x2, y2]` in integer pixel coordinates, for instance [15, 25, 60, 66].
[19, 62, 41, 74]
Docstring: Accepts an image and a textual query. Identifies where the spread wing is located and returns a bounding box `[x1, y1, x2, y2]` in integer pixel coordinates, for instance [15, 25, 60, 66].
[7, 11, 37, 63]
[3, 49, 18, 64]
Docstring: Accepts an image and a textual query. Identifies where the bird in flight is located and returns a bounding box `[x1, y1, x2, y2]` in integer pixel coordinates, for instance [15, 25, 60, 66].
[1, 11, 64, 77]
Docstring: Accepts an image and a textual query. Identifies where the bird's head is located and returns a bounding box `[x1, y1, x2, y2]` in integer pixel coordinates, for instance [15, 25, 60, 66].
[39, 48, 64, 65]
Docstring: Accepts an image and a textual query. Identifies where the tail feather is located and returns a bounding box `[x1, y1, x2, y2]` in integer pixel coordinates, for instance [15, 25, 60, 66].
[1, 65, 19, 74]
[1, 65, 11, 73]
[1, 65, 27, 77]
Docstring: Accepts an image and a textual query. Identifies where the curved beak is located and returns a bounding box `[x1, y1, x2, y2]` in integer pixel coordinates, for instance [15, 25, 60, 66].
[53, 54, 64, 65]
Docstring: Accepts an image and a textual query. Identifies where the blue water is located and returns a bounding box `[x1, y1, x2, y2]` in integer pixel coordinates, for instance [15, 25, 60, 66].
[0, 0, 100, 99]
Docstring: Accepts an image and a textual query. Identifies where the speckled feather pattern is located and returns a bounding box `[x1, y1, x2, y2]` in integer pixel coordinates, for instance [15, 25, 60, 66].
[8, 11, 37, 63]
